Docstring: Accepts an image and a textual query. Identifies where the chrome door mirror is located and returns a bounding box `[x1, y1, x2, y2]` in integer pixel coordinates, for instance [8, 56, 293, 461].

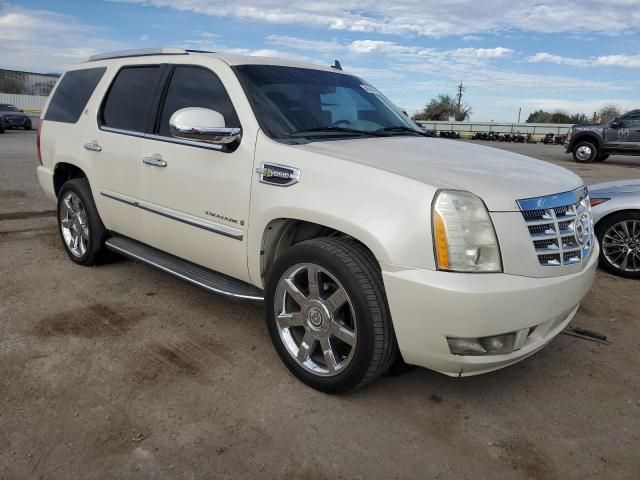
[169, 107, 241, 145]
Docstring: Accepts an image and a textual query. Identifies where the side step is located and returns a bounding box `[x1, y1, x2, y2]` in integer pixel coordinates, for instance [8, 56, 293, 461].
[105, 235, 264, 302]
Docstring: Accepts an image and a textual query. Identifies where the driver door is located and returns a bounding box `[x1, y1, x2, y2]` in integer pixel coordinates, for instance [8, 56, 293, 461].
[606, 112, 640, 151]
[136, 64, 254, 282]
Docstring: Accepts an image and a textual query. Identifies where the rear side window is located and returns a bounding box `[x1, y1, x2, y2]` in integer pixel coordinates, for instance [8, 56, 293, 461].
[44, 68, 106, 123]
[158, 66, 239, 137]
[101, 66, 162, 132]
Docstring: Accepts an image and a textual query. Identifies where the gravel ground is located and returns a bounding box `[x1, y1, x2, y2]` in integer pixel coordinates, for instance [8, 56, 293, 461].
[1, 130, 639, 480]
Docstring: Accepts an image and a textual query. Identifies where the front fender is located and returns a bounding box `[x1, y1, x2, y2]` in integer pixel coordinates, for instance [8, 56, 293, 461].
[247, 135, 439, 287]
[568, 132, 604, 151]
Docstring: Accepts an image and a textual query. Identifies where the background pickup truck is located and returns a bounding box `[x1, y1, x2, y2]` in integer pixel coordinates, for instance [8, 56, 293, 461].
[565, 109, 640, 163]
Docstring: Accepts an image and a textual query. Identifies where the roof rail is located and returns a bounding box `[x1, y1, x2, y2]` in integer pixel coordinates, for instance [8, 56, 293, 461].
[87, 48, 188, 62]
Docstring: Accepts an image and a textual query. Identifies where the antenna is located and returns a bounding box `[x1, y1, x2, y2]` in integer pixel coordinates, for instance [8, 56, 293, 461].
[331, 60, 342, 71]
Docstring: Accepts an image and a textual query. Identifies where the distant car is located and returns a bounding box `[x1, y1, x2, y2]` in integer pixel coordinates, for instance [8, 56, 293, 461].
[0, 103, 32, 131]
[565, 109, 640, 163]
[590, 180, 640, 278]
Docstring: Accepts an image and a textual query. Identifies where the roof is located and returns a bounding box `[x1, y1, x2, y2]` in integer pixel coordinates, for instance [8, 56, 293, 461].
[85, 48, 345, 74]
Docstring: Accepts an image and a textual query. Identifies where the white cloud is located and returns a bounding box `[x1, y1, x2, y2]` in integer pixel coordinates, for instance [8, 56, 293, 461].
[0, 6, 123, 72]
[140, 34, 149, 41]
[265, 35, 342, 53]
[111, 0, 640, 37]
[451, 47, 513, 59]
[182, 38, 318, 64]
[528, 52, 640, 68]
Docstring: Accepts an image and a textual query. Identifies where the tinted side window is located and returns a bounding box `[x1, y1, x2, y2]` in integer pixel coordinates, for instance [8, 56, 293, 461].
[101, 66, 161, 132]
[158, 66, 239, 136]
[44, 68, 106, 123]
[621, 113, 640, 128]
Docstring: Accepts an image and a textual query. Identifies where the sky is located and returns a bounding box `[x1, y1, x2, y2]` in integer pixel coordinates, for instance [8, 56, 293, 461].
[1, 0, 639, 121]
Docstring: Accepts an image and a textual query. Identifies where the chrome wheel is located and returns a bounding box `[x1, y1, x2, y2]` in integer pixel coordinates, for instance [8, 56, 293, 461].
[575, 145, 593, 161]
[60, 191, 89, 258]
[274, 263, 357, 377]
[602, 220, 640, 272]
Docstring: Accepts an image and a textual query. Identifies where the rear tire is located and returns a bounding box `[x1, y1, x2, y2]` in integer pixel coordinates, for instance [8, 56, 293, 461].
[265, 237, 398, 393]
[57, 178, 109, 266]
[573, 141, 598, 163]
[24, 122, 32, 131]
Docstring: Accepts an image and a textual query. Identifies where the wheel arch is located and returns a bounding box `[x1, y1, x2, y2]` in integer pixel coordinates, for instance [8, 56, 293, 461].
[259, 217, 385, 285]
[571, 132, 604, 151]
[53, 162, 88, 197]
[595, 208, 640, 233]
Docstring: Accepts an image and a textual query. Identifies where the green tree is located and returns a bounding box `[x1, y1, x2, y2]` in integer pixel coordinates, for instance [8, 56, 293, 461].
[527, 109, 590, 124]
[412, 94, 472, 121]
[568, 113, 590, 124]
[526, 110, 552, 123]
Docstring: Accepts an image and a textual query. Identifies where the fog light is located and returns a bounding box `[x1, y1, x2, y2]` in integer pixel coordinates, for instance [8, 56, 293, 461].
[447, 333, 516, 356]
[447, 338, 487, 355]
[480, 334, 515, 354]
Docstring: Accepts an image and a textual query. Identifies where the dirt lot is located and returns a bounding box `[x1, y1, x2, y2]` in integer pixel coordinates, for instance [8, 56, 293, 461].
[1, 130, 639, 479]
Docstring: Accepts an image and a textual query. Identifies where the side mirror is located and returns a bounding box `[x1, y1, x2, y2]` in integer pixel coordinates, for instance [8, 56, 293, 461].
[610, 120, 620, 129]
[169, 107, 241, 145]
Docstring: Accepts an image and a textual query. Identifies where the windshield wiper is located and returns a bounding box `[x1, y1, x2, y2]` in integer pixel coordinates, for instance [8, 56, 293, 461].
[376, 126, 427, 136]
[287, 127, 387, 137]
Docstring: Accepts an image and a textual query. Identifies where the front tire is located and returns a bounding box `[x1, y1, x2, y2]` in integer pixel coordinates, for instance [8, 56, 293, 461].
[265, 237, 398, 393]
[57, 178, 108, 266]
[596, 211, 640, 279]
[573, 141, 598, 163]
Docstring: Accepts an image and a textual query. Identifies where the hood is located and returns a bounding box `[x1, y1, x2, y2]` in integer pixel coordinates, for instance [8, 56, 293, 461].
[572, 122, 605, 128]
[589, 179, 640, 196]
[295, 136, 583, 211]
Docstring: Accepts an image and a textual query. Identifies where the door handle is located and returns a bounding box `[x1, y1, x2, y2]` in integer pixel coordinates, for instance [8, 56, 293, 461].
[84, 142, 102, 152]
[142, 155, 167, 168]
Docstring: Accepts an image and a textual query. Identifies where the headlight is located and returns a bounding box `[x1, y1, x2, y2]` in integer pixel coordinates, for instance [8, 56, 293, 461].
[432, 190, 502, 272]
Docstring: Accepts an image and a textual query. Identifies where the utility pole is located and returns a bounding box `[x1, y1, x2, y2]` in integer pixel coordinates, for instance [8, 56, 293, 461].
[517, 107, 522, 124]
[456, 81, 464, 115]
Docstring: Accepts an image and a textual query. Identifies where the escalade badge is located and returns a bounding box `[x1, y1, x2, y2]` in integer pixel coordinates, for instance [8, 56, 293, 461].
[256, 162, 300, 187]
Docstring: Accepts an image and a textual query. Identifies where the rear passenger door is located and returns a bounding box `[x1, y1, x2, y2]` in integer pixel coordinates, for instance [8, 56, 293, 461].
[91, 65, 166, 242]
[137, 65, 253, 282]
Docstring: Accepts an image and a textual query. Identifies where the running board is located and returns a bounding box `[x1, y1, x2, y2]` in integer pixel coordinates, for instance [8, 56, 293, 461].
[105, 235, 264, 302]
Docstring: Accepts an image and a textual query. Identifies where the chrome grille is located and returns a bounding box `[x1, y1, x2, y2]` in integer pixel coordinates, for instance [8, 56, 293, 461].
[518, 187, 594, 267]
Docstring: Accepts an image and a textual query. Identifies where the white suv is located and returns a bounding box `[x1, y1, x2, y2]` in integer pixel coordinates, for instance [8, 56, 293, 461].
[37, 48, 598, 392]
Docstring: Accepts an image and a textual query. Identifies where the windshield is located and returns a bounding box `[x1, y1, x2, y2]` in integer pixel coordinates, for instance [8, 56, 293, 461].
[233, 65, 421, 142]
[0, 104, 19, 112]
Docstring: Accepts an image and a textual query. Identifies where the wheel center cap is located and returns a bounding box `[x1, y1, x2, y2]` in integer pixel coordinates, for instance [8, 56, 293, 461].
[307, 307, 324, 329]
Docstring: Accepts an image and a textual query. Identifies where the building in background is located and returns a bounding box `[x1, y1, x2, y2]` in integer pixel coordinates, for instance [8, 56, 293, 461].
[0, 69, 60, 96]
[0, 69, 60, 115]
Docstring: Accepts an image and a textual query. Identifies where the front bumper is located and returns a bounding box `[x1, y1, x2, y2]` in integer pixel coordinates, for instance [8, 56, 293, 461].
[381, 243, 598, 376]
[1, 115, 29, 128]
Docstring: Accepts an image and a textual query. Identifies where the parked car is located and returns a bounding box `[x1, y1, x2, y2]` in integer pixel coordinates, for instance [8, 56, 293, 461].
[590, 180, 640, 278]
[37, 48, 597, 392]
[565, 109, 640, 163]
[0, 103, 32, 130]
